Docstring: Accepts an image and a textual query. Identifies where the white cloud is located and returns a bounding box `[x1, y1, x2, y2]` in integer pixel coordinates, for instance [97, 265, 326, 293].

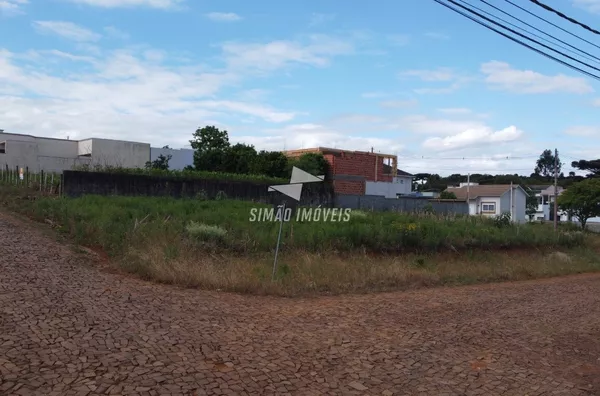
[0, 0, 27, 15]
[33, 21, 101, 42]
[593, 98, 600, 106]
[573, 0, 600, 14]
[380, 100, 418, 108]
[205, 12, 242, 22]
[104, 26, 129, 39]
[195, 100, 295, 123]
[309, 13, 335, 26]
[0, 31, 355, 147]
[393, 115, 486, 135]
[236, 123, 405, 153]
[400, 67, 456, 82]
[221, 35, 354, 72]
[564, 126, 600, 137]
[438, 108, 471, 115]
[481, 61, 593, 94]
[61, 0, 183, 9]
[422, 125, 523, 152]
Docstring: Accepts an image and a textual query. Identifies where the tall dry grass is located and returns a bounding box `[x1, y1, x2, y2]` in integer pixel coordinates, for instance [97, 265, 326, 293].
[1, 189, 598, 295]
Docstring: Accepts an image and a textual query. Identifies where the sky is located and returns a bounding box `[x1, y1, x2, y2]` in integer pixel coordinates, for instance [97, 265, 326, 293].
[1, 0, 599, 176]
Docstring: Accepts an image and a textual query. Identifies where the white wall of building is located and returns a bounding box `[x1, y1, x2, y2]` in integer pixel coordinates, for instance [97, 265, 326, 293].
[89, 138, 149, 168]
[0, 132, 148, 173]
[470, 197, 501, 217]
[150, 147, 194, 170]
[365, 175, 413, 198]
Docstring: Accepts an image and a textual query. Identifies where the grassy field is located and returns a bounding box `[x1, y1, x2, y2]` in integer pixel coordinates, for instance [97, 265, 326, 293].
[1, 186, 599, 295]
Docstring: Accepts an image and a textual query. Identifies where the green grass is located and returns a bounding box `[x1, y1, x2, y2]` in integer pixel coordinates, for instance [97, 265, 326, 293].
[1, 188, 598, 296]
[71, 164, 288, 184]
[5, 192, 585, 256]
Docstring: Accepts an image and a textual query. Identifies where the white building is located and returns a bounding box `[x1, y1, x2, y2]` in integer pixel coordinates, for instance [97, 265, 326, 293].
[365, 169, 414, 198]
[446, 183, 528, 223]
[531, 185, 569, 222]
[150, 146, 194, 170]
[0, 131, 150, 173]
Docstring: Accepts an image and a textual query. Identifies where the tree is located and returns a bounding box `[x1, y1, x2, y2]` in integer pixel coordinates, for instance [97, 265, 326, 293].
[534, 149, 561, 179]
[221, 143, 257, 174]
[557, 178, 600, 230]
[145, 153, 172, 170]
[287, 153, 329, 178]
[190, 126, 231, 171]
[571, 159, 600, 178]
[190, 126, 230, 153]
[524, 186, 539, 221]
[439, 190, 457, 199]
[250, 151, 289, 178]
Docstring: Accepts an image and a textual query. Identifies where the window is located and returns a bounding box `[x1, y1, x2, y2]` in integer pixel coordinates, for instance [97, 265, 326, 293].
[481, 202, 496, 213]
[0, 141, 5, 154]
[400, 179, 404, 184]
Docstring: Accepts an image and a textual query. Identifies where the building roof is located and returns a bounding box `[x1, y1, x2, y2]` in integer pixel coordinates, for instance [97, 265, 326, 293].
[283, 147, 397, 158]
[446, 184, 524, 200]
[382, 163, 413, 177]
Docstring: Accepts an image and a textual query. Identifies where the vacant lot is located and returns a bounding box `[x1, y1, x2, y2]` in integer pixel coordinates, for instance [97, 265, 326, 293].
[2, 190, 598, 295]
[1, 212, 600, 395]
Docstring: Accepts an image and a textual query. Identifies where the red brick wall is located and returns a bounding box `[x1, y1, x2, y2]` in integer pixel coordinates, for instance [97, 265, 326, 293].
[333, 180, 365, 195]
[331, 152, 393, 182]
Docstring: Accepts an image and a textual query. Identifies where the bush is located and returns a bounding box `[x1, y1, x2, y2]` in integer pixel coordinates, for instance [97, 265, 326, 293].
[493, 212, 511, 228]
[185, 221, 227, 243]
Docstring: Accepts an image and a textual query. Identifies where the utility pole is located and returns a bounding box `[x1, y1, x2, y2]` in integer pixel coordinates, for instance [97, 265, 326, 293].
[553, 148, 558, 231]
[467, 173, 470, 214]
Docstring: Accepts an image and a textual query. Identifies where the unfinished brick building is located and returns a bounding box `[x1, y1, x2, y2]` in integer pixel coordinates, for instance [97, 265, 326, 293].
[283, 147, 399, 195]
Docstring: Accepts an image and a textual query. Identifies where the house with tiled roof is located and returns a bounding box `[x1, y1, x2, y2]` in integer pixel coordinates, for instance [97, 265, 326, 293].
[446, 183, 528, 223]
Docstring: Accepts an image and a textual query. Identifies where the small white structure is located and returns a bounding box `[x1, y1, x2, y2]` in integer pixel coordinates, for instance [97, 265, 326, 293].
[365, 169, 414, 198]
[532, 185, 569, 222]
[446, 183, 529, 223]
[0, 131, 150, 173]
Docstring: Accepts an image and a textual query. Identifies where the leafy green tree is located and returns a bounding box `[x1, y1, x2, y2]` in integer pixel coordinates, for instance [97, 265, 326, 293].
[145, 153, 172, 170]
[557, 178, 600, 230]
[439, 190, 457, 199]
[222, 143, 257, 174]
[571, 159, 600, 178]
[250, 151, 289, 178]
[190, 126, 231, 171]
[287, 153, 329, 178]
[534, 149, 561, 179]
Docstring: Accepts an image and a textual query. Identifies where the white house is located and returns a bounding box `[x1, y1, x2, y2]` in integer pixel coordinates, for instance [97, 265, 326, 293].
[446, 183, 528, 223]
[531, 185, 569, 222]
[365, 169, 414, 198]
[0, 131, 150, 173]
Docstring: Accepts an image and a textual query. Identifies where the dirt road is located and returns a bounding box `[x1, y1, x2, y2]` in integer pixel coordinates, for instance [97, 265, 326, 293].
[1, 213, 600, 396]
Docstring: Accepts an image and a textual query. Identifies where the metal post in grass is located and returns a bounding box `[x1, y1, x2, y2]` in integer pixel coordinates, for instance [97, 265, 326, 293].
[271, 202, 286, 281]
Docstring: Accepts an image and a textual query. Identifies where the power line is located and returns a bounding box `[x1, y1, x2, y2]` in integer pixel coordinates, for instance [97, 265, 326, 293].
[502, 0, 600, 51]
[432, 0, 600, 81]
[478, 0, 600, 63]
[527, 0, 600, 36]
[445, 0, 600, 75]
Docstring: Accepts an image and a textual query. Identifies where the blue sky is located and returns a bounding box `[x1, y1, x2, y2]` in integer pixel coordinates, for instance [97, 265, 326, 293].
[1, 0, 599, 175]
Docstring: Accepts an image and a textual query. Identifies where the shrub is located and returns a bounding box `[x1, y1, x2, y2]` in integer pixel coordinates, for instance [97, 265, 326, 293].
[185, 221, 227, 243]
[493, 212, 511, 228]
[215, 191, 227, 201]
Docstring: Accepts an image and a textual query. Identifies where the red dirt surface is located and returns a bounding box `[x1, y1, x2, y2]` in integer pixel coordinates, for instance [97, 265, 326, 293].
[1, 212, 600, 395]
